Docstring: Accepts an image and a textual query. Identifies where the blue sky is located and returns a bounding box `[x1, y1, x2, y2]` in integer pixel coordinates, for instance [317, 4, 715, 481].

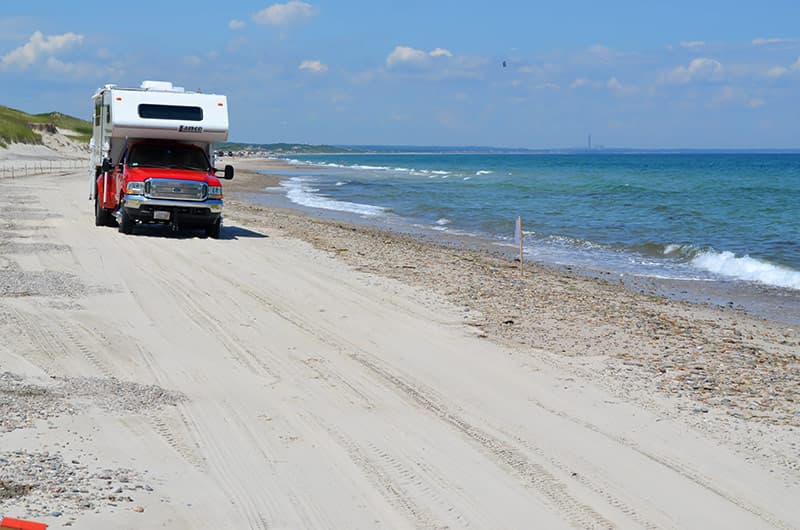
[2, 1, 800, 148]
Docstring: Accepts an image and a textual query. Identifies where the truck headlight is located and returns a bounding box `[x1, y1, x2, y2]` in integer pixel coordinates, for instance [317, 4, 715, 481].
[126, 181, 145, 195]
[208, 186, 223, 199]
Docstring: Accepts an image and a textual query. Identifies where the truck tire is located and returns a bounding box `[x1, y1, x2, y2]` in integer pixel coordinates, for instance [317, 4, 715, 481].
[94, 196, 109, 226]
[206, 219, 221, 239]
[118, 209, 134, 234]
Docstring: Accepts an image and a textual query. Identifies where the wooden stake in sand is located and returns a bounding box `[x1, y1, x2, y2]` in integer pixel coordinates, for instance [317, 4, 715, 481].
[514, 215, 523, 275]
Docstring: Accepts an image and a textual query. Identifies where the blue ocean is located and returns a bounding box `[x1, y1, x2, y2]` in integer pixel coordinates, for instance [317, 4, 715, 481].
[255, 153, 800, 292]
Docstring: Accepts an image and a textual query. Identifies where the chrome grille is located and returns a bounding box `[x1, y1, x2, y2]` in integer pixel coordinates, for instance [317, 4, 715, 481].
[146, 179, 207, 201]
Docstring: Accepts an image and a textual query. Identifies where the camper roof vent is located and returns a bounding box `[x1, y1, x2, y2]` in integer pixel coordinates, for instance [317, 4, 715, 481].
[140, 80, 185, 93]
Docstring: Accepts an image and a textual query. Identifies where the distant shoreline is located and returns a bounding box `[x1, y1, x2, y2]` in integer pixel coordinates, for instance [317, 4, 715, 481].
[219, 145, 800, 156]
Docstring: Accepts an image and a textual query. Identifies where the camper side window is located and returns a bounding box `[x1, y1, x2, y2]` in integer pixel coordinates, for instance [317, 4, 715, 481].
[138, 104, 203, 121]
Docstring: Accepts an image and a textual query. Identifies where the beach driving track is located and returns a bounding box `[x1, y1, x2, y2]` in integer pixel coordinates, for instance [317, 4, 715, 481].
[1, 170, 797, 529]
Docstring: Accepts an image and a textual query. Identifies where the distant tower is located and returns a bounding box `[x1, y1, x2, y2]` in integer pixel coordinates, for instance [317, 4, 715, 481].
[588, 134, 592, 150]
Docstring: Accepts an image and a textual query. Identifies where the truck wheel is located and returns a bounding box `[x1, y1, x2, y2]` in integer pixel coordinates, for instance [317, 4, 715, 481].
[94, 196, 108, 226]
[118, 209, 134, 234]
[206, 219, 221, 239]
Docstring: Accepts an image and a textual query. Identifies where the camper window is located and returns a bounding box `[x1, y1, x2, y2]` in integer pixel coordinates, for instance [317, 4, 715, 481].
[138, 104, 203, 121]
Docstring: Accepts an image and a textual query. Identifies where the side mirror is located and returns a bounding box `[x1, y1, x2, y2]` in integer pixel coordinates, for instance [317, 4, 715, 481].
[101, 158, 111, 173]
[224, 165, 234, 180]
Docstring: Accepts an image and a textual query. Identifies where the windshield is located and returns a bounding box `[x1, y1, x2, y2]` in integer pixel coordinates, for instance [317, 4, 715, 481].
[128, 144, 209, 171]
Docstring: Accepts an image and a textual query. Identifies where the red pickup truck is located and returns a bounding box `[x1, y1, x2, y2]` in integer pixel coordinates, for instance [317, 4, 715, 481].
[90, 81, 234, 238]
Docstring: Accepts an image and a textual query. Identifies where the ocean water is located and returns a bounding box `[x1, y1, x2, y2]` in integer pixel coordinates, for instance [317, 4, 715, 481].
[257, 153, 800, 292]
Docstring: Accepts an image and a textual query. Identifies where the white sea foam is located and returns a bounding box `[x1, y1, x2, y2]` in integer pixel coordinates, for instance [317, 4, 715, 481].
[435, 218, 451, 226]
[351, 164, 389, 170]
[463, 177, 472, 181]
[691, 250, 800, 290]
[476, 170, 493, 175]
[282, 177, 385, 217]
[335, 181, 349, 186]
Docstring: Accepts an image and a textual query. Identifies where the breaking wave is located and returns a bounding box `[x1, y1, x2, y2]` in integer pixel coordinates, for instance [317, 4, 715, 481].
[690, 250, 800, 290]
[282, 177, 385, 217]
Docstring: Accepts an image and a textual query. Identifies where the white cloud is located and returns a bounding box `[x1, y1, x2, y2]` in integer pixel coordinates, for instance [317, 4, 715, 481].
[607, 77, 636, 96]
[253, 1, 318, 26]
[1, 30, 83, 69]
[766, 66, 787, 78]
[709, 87, 764, 109]
[752, 37, 795, 46]
[381, 45, 484, 81]
[570, 78, 590, 89]
[43, 56, 110, 80]
[711, 86, 738, 105]
[386, 46, 453, 69]
[534, 82, 559, 90]
[588, 44, 611, 56]
[429, 48, 452, 58]
[299, 59, 328, 73]
[229, 19, 246, 30]
[662, 57, 723, 84]
[567, 76, 635, 94]
[386, 46, 430, 68]
[793, 57, 800, 71]
[680, 41, 705, 49]
[586, 44, 614, 63]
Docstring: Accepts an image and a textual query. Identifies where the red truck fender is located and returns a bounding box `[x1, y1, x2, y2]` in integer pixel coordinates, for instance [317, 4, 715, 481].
[95, 170, 120, 210]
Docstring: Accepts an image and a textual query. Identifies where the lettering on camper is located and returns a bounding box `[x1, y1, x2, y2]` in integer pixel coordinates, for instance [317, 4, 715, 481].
[178, 125, 204, 133]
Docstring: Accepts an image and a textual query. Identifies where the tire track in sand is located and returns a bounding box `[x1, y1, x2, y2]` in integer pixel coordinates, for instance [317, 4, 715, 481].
[530, 398, 792, 530]
[220, 277, 614, 529]
[309, 413, 442, 529]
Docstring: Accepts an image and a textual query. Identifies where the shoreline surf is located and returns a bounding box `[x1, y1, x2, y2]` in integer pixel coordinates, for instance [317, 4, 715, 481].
[226, 156, 800, 325]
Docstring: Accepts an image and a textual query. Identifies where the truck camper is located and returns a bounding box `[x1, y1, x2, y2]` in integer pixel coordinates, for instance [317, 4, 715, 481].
[89, 80, 234, 238]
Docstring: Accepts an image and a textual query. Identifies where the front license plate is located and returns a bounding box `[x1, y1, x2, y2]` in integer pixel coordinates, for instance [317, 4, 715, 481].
[153, 210, 170, 220]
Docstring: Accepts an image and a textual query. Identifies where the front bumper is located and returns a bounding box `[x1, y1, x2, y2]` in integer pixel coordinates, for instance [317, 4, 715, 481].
[122, 194, 222, 226]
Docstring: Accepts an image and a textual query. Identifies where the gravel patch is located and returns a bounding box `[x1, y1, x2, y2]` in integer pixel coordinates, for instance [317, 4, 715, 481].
[0, 270, 87, 298]
[60, 376, 185, 415]
[0, 372, 185, 433]
[0, 241, 71, 254]
[0, 450, 148, 521]
[0, 373, 74, 433]
[0, 371, 182, 520]
[0, 206, 52, 221]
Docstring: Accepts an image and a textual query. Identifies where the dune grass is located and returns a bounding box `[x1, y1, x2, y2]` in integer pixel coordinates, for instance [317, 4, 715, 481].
[0, 106, 42, 147]
[0, 105, 92, 148]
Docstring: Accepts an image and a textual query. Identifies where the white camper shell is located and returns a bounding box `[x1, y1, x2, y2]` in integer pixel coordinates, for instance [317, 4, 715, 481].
[89, 81, 229, 198]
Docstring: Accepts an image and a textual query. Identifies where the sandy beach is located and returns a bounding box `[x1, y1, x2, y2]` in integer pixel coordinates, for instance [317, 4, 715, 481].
[1, 146, 798, 529]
